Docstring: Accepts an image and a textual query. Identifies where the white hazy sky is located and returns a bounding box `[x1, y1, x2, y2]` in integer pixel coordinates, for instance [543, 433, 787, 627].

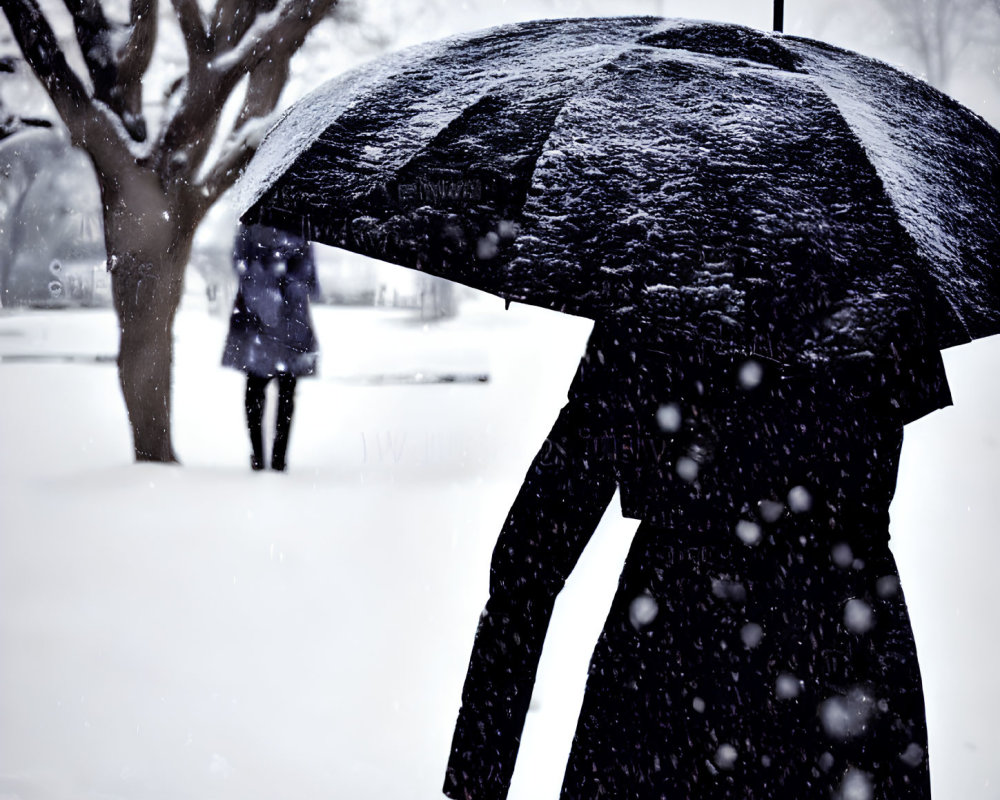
[3, 0, 996, 128]
[316, 0, 999, 126]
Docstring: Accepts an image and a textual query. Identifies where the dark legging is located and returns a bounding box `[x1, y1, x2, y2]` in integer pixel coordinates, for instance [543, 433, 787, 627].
[245, 373, 297, 470]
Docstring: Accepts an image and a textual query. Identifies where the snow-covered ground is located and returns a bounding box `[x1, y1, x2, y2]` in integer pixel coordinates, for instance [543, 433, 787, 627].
[2, 279, 1000, 800]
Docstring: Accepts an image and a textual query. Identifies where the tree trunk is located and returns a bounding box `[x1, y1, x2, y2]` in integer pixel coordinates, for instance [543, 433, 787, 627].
[110, 247, 188, 462]
[101, 168, 197, 463]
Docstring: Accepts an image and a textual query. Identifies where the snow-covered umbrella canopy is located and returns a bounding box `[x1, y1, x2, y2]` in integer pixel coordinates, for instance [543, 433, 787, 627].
[237, 16, 1000, 374]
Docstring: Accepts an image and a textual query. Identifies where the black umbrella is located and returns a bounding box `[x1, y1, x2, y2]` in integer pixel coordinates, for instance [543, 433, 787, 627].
[238, 15, 999, 385]
[236, 19, 999, 799]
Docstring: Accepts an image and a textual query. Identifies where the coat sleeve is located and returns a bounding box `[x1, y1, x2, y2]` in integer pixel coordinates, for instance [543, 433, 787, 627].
[443, 396, 618, 800]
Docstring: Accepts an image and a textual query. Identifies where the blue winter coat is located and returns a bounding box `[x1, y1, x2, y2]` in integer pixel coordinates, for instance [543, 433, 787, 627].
[222, 223, 320, 378]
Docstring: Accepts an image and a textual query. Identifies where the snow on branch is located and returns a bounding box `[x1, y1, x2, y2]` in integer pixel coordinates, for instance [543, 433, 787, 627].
[93, 93, 156, 160]
[153, 0, 333, 184]
[234, 52, 289, 130]
[207, 0, 337, 80]
[194, 112, 277, 210]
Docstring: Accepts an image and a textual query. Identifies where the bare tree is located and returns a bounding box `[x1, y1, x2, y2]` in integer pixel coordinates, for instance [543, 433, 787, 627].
[874, 0, 999, 91]
[0, 0, 338, 461]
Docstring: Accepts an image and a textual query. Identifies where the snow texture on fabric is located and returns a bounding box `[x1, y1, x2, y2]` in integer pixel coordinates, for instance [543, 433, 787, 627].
[237, 15, 999, 416]
[444, 319, 931, 800]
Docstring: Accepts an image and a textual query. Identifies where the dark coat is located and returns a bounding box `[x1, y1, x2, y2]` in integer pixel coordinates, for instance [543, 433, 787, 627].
[222, 223, 320, 378]
[444, 321, 946, 800]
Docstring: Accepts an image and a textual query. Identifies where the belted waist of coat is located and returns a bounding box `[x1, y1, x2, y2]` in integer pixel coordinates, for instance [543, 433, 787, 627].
[618, 489, 895, 554]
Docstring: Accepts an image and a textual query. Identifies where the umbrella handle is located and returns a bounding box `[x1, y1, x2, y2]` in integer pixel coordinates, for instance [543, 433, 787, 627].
[773, 0, 784, 32]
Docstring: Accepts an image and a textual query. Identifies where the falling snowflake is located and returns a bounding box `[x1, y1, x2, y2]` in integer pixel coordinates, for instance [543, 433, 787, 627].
[758, 499, 784, 522]
[714, 743, 738, 770]
[837, 768, 873, 800]
[629, 594, 659, 629]
[477, 232, 500, 260]
[843, 598, 875, 634]
[831, 542, 854, 569]
[739, 359, 764, 389]
[735, 519, 762, 546]
[656, 402, 682, 432]
[740, 622, 764, 648]
[775, 672, 801, 699]
[787, 485, 813, 513]
[876, 575, 900, 598]
[676, 457, 699, 482]
[711, 578, 747, 603]
[899, 742, 924, 767]
[819, 686, 877, 739]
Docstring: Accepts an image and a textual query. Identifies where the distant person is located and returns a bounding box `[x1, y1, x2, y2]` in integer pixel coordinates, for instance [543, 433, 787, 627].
[222, 222, 320, 471]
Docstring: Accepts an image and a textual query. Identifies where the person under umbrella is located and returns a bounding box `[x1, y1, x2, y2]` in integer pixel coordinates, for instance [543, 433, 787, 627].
[222, 222, 320, 471]
[445, 314, 947, 800]
[232, 15, 1000, 799]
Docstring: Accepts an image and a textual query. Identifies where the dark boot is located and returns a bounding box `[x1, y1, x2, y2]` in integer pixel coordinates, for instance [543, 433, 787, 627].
[245, 375, 268, 471]
[272, 374, 297, 471]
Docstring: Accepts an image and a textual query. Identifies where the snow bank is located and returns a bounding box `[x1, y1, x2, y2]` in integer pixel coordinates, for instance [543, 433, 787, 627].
[2, 296, 1000, 799]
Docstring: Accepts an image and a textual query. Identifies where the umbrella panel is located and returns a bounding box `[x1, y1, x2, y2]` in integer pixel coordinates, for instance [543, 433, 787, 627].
[255, 44, 947, 372]
[245, 17, 993, 378]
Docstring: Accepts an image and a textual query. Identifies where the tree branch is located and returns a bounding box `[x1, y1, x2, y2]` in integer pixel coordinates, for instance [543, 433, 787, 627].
[154, 0, 334, 184]
[185, 0, 333, 210]
[209, 0, 273, 52]
[149, 0, 256, 174]
[61, 0, 117, 103]
[0, 0, 130, 169]
[119, 0, 157, 85]
[1, 0, 93, 125]
[170, 0, 210, 63]
[183, 46, 287, 205]
[234, 49, 289, 129]
[209, 0, 337, 83]
[116, 0, 157, 141]
[60, 0, 154, 140]
[192, 121, 265, 212]
[209, 0, 241, 48]
[156, 85, 228, 184]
